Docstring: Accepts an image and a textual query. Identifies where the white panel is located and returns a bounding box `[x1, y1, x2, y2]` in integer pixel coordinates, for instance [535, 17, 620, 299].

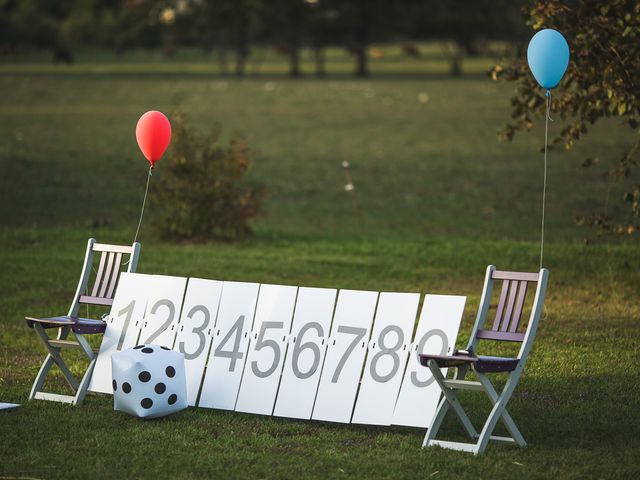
[137, 275, 188, 348]
[351, 292, 420, 425]
[173, 278, 223, 406]
[89, 273, 152, 394]
[392, 294, 466, 428]
[198, 281, 260, 410]
[311, 289, 378, 423]
[235, 285, 298, 415]
[273, 287, 337, 419]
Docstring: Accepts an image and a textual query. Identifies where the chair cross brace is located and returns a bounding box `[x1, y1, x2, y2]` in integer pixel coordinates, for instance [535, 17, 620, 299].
[30, 324, 95, 404]
[422, 360, 526, 454]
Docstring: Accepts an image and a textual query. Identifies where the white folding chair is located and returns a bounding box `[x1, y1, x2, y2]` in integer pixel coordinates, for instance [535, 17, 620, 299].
[420, 265, 549, 454]
[26, 238, 141, 405]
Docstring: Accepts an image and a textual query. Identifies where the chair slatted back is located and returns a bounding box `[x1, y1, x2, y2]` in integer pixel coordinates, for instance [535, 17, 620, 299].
[69, 239, 141, 316]
[469, 266, 548, 359]
[476, 270, 539, 343]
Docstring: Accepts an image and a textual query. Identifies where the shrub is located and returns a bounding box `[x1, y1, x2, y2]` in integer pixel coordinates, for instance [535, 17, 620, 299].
[150, 110, 266, 242]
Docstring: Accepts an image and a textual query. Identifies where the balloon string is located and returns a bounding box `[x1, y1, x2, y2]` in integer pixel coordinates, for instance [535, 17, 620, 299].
[540, 90, 551, 270]
[134, 165, 152, 244]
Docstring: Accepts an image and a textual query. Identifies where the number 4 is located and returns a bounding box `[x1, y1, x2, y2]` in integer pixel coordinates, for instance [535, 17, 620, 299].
[214, 316, 245, 372]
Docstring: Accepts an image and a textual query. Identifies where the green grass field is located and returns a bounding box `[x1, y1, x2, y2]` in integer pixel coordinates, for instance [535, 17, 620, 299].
[1, 47, 639, 479]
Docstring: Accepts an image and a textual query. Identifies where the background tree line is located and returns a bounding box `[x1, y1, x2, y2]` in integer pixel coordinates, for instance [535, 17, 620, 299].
[0, 0, 527, 76]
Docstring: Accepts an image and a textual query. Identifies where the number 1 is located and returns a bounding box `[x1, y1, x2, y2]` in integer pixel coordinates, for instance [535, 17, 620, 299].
[116, 300, 135, 351]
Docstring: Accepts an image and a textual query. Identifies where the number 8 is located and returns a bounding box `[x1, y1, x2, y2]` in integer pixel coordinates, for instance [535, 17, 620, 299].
[369, 325, 404, 383]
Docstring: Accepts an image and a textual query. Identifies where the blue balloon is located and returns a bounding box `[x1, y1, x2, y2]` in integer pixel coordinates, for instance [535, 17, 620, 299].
[527, 29, 570, 90]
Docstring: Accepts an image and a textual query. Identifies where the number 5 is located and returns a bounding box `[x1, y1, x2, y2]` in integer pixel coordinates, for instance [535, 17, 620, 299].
[251, 322, 284, 378]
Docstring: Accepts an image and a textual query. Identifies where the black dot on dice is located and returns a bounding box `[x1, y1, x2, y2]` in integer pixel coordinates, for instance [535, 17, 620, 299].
[168, 394, 177, 405]
[138, 371, 151, 382]
[122, 382, 131, 393]
[134, 345, 144, 350]
[112, 380, 117, 391]
[161, 346, 170, 351]
[155, 382, 166, 394]
[142, 347, 154, 354]
[166, 366, 175, 378]
[141, 398, 153, 409]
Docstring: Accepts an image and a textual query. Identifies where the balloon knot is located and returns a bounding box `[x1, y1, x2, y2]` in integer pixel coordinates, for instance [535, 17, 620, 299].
[545, 90, 550, 97]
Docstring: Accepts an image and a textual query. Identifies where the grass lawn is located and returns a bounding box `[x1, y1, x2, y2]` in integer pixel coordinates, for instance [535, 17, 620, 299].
[0, 47, 639, 479]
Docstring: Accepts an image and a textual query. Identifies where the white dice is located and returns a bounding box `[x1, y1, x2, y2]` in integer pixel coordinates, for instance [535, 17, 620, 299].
[111, 345, 188, 419]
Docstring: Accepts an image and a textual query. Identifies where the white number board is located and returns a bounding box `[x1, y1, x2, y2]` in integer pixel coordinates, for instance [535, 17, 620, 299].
[89, 272, 152, 394]
[92, 274, 467, 429]
[312, 290, 378, 423]
[173, 278, 223, 406]
[351, 292, 420, 425]
[273, 287, 337, 420]
[198, 281, 260, 410]
[138, 275, 188, 348]
[235, 284, 298, 415]
[392, 294, 466, 427]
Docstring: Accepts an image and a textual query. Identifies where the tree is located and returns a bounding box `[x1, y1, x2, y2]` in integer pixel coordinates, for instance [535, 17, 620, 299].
[402, 0, 526, 76]
[336, 0, 390, 77]
[492, 0, 640, 234]
[151, 110, 267, 242]
[307, 2, 341, 77]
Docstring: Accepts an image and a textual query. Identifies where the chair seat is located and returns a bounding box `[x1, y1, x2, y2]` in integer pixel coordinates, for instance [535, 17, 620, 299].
[25, 316, 106, 335]
[419, 352, 520, 373]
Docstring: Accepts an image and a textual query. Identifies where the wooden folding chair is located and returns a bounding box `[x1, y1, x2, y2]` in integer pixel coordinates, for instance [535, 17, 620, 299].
[26, 238, 141, 406]
[420, 265, 549, 454]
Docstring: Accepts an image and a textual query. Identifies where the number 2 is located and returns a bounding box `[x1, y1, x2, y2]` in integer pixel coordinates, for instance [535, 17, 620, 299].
[144, 299, 176, 344]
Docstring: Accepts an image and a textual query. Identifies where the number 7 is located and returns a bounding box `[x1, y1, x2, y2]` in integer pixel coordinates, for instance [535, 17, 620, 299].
[331, 325, 367, 383]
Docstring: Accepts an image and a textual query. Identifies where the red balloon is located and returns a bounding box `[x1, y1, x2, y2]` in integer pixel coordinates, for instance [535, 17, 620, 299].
[135, 111, 172, 167]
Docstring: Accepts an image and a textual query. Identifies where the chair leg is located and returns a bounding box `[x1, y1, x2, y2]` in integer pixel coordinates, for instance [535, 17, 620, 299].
[72, 334, 96, 406]
[29, 354, 56, 400]
[423, 365, 472, 447]
[427, 360, 478, 440]
[73, 356, 97, 406]
[423, 396, 450, 447]
[476, 372, 526, 447]
[474, 371, 523, 454]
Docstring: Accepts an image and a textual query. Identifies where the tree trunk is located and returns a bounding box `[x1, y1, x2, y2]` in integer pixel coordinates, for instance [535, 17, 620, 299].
[218, 46, 229, 75]
[314, 45, 325, 77]
[289, 5, 302, 77]
[450, 55, 462, 76]
[450, 43, 463, 76]
[234, 15, 249, 77]
[354, 2, 369, 77]
[355, 44, 368, 77]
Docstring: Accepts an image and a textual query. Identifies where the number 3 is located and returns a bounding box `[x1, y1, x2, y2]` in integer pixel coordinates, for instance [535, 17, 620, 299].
[178, 305, 210, 360]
